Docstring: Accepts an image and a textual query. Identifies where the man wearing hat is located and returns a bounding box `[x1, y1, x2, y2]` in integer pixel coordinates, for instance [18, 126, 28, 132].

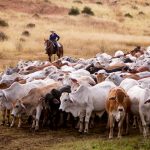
[49, 31, 60, 51]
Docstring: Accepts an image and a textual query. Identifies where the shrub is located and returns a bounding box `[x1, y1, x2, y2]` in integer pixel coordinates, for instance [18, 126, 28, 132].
[81, 6, 94, 16]
[138, 11, 145, 15]
[32, 13, 40, 19]
[19, 38, 26, 42]
[26, 23, 35, 28]
[68, 7, 80, 16]
[22, 30, 30, 37]
[96, 1, 103, 5]
[73, 0, 82, 4]
[0, 32, 8, 41]
[145, 2, 149, 6]
[131, 5, 138, 10]
[0, 18, 9, 27]
[124, 13, 133, 18]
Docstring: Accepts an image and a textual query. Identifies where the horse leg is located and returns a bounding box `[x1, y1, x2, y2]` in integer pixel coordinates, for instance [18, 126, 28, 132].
[48, 54, 51, 62]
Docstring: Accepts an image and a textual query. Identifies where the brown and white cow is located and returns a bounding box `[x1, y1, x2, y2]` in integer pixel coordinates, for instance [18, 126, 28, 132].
[11, 82, 61, 130]
[106, 87, 131, 139]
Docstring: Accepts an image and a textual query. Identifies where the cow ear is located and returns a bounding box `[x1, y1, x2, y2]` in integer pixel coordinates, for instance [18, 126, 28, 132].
[39, 96, 45, 102]
[70, 78, 78, 84]
[145, 99, 150, 104]
[17, 99, 21, 104]
[21, 103, 26, 109]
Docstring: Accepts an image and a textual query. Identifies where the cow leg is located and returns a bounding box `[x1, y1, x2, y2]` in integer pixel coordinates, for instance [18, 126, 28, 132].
[137, 116, 143, 134]
[79, 110, 85, 133]
[35, 105, 43, 131]
[75, 118, 80, 129]
[125, 113, 129, 135]
[132, 115, 137, 128]
[31, 119, 36, 129]
[139, 111, 147, 137]
[6, 109, 10, 126]
[106, 115, 110, 129]
[1, 108, 6, 125]
[18, 115, 22, 128]
[117, 115, 125, 138]
[89, 112, 95, 129]
[42, 108, 49, 127]
[10, 116, 16, 127]
[84, 110, 92, 133]
[109, 114, 114, 139]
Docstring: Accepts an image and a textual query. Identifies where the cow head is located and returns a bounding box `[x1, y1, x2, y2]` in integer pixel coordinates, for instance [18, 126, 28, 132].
[60, 92, 73, 111]
[11, 100, 26, 117]
[106, 73, 123, 86]
[108, 88, 128, 122]
[59, 92, 80, 117]
[44, 90, 61, 110]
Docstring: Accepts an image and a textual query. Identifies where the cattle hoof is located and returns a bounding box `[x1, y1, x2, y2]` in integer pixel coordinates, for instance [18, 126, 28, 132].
[0, 122, 5, 126]
[109, 135, 113, 139]
[6, 122, 10, 127]
[84, 130, 88, 134]
[78, 130, 83, 134]
[35, 126, 39, 131]
[117, 136, 122, 139]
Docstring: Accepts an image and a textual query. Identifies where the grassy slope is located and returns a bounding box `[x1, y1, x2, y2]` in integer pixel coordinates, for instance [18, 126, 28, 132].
[0, 0, 150, 71]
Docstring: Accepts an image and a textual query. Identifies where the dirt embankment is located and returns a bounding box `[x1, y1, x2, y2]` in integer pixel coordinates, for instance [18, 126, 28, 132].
[0, 0, 68, 15]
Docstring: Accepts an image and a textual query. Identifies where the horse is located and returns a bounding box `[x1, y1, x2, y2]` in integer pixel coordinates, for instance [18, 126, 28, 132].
[44, 39, 63, 62]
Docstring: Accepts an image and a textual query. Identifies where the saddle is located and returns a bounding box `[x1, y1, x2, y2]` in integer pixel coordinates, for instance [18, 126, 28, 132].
[52, 41, 61, 53]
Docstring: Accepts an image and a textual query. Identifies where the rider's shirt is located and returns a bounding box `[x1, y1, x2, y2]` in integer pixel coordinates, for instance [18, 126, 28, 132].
[49, 33, 60, 41]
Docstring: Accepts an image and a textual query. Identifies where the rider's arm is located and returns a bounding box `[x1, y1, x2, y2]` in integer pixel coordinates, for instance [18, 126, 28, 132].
[56, 35, 60, 41]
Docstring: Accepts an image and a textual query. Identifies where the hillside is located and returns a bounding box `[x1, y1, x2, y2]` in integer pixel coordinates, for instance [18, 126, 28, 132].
[0, 0, 150, 71]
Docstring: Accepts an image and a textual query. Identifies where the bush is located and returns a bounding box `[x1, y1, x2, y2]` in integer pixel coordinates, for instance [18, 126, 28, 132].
[81, 6, 94, 16]
[0, 18, 9, 27]
[138, 11, 145, 15]
[32, 13, 40, 19]
[68, 7, 80, 16]
[96, 1, 103, 5]
[124, 13, 133, 18]
[26, 23, 35, 28]
[19, 38, 26, 42]
[22, 30, 30, 37]
[0, 32, 8, 41]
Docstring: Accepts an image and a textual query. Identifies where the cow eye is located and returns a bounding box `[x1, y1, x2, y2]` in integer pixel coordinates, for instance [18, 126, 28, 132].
[64, 99, 67, 102]
[16, 105, 19, 108]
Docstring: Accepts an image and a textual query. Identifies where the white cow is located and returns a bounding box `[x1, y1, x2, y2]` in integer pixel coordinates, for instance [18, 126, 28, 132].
[0, 78, 55, 126]
[0, 72, 22, 85]
[127, 85, 150, 137]
[119, 78, 139, 92]
[60, 81, 116, 133]
[105, 73, 123, 86]
[22, 66, 57, 82]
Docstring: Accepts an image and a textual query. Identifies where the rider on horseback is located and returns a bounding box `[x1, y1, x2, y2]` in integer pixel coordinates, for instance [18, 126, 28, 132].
[49, 31, 60, 51]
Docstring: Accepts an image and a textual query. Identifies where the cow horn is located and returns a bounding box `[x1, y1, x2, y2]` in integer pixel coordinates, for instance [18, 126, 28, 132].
[144, 99, 150, 104]
[21, 103, 26, 109]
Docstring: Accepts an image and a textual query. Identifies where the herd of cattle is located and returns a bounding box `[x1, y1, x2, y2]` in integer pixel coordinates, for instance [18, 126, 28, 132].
[0, 46, 150, 139]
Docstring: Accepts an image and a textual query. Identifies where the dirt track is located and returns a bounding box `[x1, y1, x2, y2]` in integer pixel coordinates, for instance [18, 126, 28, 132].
[0, 118, 149, 150]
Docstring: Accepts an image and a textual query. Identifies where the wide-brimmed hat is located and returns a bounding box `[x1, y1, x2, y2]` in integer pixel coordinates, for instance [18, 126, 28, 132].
[50, 30, 55, 33]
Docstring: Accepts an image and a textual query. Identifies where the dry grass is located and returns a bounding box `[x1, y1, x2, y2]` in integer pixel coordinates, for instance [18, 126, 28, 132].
[0, 0, 150, 71]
